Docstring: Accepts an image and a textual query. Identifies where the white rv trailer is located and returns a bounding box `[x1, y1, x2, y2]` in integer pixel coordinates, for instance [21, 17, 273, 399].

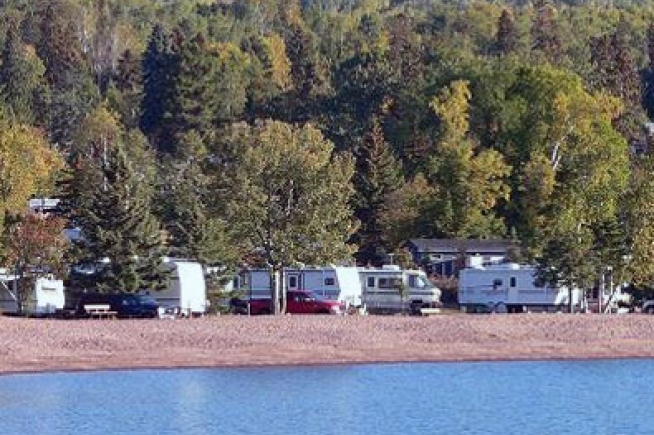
[358, 265, 441, 313]
[457, 263, 583, 313]
[139, 260, 207, 316]
[230, 266, 363, 308]
[0, 271, 64, 316]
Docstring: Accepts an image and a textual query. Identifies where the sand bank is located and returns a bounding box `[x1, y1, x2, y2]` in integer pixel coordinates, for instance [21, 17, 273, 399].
[1, 313, 653, 374]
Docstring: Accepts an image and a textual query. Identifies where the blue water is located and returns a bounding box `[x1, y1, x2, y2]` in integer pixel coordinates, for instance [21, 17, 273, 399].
[0, 359, 649, 435]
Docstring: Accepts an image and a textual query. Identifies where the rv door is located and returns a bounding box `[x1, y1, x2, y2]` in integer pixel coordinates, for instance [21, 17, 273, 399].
[287, 272, 301, 291]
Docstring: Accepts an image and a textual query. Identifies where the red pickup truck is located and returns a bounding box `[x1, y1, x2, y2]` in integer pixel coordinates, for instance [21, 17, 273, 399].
[231, 290, 345, 315]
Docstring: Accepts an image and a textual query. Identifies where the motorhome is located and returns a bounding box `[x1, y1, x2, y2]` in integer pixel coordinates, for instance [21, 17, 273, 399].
[140, 260, 207, 317]
[358, 265, 442, 313]
[229, 266, 363, 309]
[457, 263, 583, 313]
[0, 271, 64, 316]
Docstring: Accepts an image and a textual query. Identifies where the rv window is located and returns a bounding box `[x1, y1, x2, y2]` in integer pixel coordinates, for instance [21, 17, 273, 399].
[493, 278, 503, 287]
[324, 277, 335, 286]
[379, 278, 403, 289]
[289, 276, 298, 288]
[408, 275, 424, 288]
[367, 277, 375, 287]
[510, 277, 517, 287]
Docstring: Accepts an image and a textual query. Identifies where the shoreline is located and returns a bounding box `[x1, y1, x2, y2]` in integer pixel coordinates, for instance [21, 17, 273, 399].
[2, 314, 654, 375]
[4, 354, 652, 378]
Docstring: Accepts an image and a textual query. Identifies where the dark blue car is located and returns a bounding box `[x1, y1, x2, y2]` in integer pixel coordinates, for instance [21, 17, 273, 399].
[75, 293, 159, 318]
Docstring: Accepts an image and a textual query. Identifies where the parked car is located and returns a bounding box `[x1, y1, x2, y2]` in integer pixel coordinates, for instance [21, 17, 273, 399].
[231, 290, 345, 315]
[74, 293, 159, 318]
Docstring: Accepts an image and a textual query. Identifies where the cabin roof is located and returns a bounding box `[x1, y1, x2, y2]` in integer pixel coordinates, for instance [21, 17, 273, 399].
[405, 238, 514, 254]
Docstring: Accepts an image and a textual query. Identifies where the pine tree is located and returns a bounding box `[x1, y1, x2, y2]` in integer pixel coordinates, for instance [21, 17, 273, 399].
[279, 2, 326, 121]
[74, 136, 167, 293]
[169, 33, 219, 140]
[110, 49, 143, 130]
[0, 24, 46, 124]
[589, 26, 644, 140]
[140, 24, 176, 152]
[643, 24, 654, 120]
[495, 9, 517, 56]
[160, 131, 237, 266]
[352, 118, 403, 266]
[386, 13, 423, 83]
[37, 0, 85, 88]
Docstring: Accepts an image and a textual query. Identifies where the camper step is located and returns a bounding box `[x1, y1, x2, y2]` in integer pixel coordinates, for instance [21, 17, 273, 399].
[419, 307, 441, 316]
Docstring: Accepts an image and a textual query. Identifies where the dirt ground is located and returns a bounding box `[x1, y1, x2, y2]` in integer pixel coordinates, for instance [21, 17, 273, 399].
[1, 313, 654, 374]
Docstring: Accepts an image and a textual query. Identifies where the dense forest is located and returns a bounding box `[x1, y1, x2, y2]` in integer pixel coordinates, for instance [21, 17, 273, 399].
[1, 0, 654, 297]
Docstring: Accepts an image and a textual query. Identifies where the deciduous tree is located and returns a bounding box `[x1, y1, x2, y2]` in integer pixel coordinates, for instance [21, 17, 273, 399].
[5, 212, 67, 314]
[220, 120, 357, 314]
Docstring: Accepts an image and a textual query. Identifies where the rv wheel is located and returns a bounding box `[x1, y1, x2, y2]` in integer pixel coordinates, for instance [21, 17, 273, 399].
[647, 306, 654, 315]
[494, 303, 508, 314]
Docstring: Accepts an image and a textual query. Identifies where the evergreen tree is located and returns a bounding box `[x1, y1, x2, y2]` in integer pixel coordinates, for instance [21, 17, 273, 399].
[159, 131, 237, 267]
[169, 33, 218, 139]
[109, 49, 143, 130]
[36, 0, 85, 88]
[140, 24, 176, 153]
[74, 138, 167, 293]
[279, 1, 327, 122]
[352, 117, 403, 266]
[0, 23, 46, 124]
[643, 24, 654, 120]
[495, 9, 517, 56]
[385, 13, 423, 83]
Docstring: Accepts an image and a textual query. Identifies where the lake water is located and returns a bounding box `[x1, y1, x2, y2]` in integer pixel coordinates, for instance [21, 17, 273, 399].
[0, 359, 650, 435]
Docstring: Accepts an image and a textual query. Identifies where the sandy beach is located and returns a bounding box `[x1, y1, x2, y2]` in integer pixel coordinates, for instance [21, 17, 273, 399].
[1, 313, 654, 374]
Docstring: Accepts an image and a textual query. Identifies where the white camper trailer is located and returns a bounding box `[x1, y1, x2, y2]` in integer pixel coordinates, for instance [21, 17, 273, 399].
[458, 263, 583, 313]
[0, 271, 64, 316]
[358, 265, 441, 313]
[141, 260, 207, 317]
[230, 266, 363, 308]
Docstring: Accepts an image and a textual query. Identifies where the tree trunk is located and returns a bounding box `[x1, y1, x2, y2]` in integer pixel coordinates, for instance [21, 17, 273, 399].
[269, 265, 281, 315]
[274, 267, 283, 315]
[280, 269, 287, 314]
[568, 287, 573, 313]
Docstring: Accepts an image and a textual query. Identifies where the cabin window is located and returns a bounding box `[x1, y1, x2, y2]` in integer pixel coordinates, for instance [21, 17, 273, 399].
[493, 278, 503, 287]
[324, 277, 335, 286]
[379, 277, 403, 289]
[510, 277, 517, 288]
[367, 277, 375, 287]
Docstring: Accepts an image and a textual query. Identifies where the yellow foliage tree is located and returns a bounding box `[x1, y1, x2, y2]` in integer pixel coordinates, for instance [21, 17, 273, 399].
[427, 80, 511, 237]
[0, 122, 63, 231]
